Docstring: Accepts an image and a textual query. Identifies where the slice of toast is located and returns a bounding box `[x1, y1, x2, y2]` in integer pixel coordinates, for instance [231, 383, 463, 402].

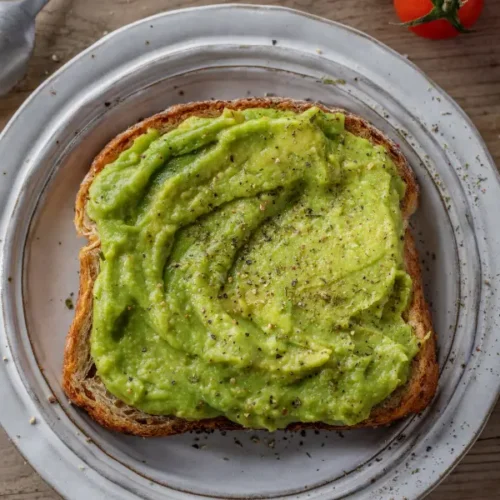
[62, 98, 438, 436]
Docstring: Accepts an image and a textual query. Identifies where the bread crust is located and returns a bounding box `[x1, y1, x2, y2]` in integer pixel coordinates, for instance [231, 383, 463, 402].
[62, 98, 438, 436]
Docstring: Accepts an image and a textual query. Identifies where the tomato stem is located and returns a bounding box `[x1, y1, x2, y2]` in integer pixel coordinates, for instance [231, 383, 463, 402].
[399, 0, 472, 33]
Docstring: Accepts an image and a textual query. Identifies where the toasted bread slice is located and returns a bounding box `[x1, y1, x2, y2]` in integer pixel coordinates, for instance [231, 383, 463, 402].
[62, 98, 438, 436]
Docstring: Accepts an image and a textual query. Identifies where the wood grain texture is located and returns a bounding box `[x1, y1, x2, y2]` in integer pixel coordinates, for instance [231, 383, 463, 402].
[0, 0, 499, 498]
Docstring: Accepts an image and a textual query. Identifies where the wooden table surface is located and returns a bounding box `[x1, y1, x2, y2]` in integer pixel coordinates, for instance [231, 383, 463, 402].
[1, 0, 499, 498]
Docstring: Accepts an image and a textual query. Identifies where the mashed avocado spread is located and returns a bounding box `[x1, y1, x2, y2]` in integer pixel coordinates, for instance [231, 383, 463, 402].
[88, 107, 419, 430]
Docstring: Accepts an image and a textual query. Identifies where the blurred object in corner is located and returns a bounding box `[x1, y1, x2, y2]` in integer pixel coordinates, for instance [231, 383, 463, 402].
[0, 0, 49, 96]
[394, 0, 484, 39]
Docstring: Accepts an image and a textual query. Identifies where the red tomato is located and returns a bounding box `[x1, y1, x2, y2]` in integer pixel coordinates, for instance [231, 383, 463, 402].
[394, 0, 484, 39]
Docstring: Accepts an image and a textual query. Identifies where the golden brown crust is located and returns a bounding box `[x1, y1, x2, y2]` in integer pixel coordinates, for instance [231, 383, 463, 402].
[63, 98, 438, 436]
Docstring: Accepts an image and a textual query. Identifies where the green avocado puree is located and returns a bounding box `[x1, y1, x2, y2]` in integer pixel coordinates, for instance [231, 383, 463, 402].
[88, 107, 419, 430]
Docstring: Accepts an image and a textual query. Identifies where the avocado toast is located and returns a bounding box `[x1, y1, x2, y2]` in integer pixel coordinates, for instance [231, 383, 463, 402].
[63, 98, 438, 436]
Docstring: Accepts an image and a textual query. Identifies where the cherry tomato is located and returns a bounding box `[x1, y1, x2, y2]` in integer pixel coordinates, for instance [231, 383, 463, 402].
[394, 0, 484, 39]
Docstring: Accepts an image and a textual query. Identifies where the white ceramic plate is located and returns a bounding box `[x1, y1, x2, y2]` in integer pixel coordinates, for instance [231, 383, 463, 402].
[1, 5, 499, 500]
